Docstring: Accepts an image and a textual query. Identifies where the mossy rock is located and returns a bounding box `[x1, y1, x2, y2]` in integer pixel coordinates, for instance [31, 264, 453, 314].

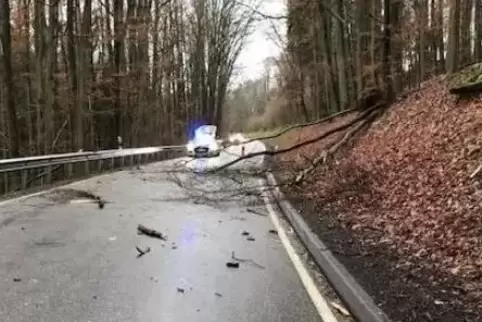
[448, 62, 482, 95]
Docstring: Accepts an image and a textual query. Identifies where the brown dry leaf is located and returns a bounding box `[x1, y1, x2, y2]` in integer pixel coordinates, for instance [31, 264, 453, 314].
[274, 77, 482, 299]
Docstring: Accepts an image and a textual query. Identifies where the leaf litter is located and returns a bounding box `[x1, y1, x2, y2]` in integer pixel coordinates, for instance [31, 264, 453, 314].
[274, 77, 482, 321]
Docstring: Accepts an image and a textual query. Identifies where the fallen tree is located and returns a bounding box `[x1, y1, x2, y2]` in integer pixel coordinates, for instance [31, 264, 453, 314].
[211, 99, 386, 174]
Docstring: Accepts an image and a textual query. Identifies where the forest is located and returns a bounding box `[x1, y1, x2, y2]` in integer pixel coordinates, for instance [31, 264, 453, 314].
[226, 0, 481, 133]
[1, 0, 481, 157]
[0, 0, 257, 157]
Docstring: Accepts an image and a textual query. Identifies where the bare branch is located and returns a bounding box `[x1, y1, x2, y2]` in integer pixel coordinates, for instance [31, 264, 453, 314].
[211, 105, 383, 172]
[243, 106, 359, 144]
[234, 1, 287, 20]
[294, 113, 377, 184]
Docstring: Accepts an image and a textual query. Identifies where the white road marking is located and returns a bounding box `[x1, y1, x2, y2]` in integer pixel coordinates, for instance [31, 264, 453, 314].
[237, 130, 338, 321]
[259, 183, 339, 322]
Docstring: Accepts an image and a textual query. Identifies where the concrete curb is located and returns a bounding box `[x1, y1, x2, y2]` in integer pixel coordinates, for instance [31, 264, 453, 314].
[265, 172, 391, 322]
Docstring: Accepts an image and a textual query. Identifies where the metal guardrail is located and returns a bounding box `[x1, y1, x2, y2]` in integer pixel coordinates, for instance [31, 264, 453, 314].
[0, 145, 186, 196]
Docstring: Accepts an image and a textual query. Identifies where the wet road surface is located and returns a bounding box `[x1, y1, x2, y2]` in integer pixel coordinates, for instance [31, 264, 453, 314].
[0, 142, 323, 322]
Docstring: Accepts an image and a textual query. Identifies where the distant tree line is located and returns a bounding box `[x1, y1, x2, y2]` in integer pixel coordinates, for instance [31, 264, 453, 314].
[0, 0, 256, 157]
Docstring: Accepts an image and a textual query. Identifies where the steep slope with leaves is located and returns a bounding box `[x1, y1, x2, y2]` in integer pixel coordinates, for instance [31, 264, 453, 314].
[274, 77, 482, 321]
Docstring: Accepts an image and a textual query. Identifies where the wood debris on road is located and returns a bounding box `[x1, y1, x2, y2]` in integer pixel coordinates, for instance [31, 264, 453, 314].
[226, 262, 240, 268]
[231, 251, 265, 269]
[137, 224, 167, 240]
[246, 208, 268, 216]
[135, 246, 151, 258]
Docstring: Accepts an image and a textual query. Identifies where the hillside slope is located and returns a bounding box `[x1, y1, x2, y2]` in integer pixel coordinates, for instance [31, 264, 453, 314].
[273, 77, 482, 322]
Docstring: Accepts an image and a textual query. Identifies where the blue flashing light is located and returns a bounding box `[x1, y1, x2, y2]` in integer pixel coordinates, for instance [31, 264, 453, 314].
[187, 119, 206, 141]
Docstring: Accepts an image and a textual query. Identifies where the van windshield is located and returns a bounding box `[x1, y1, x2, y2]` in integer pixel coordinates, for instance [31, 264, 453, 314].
[196, 125, 216, 137]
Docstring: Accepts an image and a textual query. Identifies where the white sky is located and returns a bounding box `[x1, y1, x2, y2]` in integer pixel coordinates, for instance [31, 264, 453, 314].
[233, 0, 286, 84]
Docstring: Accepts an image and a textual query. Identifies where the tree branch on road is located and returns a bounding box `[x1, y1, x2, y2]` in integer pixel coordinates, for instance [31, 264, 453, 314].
[242, 106, 359, 145]
[211, 104, 383, 173]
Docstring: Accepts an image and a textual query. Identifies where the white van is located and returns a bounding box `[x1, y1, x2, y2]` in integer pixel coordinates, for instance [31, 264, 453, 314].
[186, 125, 221, 158]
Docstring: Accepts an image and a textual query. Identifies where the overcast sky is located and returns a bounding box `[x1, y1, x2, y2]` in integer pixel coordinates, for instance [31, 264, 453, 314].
[233, 0, 286, 84]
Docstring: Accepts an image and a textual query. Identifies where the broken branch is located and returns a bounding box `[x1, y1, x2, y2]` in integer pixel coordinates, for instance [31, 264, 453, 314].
[246, 208, 268, 216]
[231, 251, 265, 269]
[211, 104, 383, 172]
[243, 107, 359, 145]
[137, 224, 167, 240]
[294, 110, 378, 184]
[136, 246, 151, 258]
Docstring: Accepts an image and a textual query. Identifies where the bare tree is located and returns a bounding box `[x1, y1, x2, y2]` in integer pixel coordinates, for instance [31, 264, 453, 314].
[447, 0, 461, 73]
[0, 0, 20, 157]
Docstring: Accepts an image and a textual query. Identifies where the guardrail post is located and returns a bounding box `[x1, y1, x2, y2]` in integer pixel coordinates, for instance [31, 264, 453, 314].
[65, 162, 73, 178]
[120, 156, 125, 168]
[21, 168, 28, 190]
[110, 157, 115, 170]
[130, 155, 134, 166]
[3, 173, 8, 193]
[84, 158, 90, 175]
[97, 159, 102, 173]
[45, 165, 52, 184]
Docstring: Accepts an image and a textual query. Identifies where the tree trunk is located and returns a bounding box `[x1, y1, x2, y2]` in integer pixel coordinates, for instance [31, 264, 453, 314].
[334, 0, 349, 110]
[80, 0, 93, 149]
[67, 0, 83, 150]
[474, 0, 482, 60]
[0, 0, 21, 157]
[318, 2, 338, 112]
[460, 0, 473, 63]
[369, 0, 378, 85]
[113, 0, 125, 147]
[391, 0, 403, 94]
[44, 0, 60, 153]
[436, 0, 446, 72]
[447, 0, 461, 73]
[382, 0, 393, 101]
[418, 0, 428, 82]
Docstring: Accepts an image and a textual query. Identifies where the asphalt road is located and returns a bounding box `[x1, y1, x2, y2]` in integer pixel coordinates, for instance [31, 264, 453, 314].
[0, 141, 323, 322]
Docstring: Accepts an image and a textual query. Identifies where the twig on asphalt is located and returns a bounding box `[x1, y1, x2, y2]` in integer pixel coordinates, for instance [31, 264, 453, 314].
[230, 216, 246, 221]
[231, 251, 265, 269]
[137, 224, 167, 240]
[246, 208, 268, 216]
[136, 246, 151, 258]
[226, 262, 240, 268]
